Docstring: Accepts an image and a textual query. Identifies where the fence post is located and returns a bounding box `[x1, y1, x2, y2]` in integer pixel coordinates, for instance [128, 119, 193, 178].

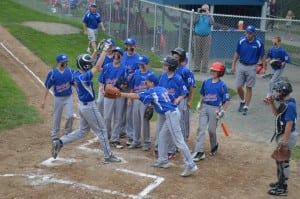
[126, 0, 130, 38]
[187, 9, 194, 69]
[153, 4, 157, 52]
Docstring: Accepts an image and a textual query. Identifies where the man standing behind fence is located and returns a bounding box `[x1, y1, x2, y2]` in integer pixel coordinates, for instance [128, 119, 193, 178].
[193, 4, 214, 73]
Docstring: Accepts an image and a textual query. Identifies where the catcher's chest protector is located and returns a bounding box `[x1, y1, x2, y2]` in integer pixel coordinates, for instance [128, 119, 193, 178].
[275, 103, 288, 138]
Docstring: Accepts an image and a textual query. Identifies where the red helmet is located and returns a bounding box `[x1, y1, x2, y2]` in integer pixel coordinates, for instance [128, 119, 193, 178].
[210, 62, 225, 77]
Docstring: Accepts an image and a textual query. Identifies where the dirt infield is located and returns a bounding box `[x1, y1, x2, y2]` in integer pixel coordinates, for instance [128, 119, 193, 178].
[0, 24, 299, 199]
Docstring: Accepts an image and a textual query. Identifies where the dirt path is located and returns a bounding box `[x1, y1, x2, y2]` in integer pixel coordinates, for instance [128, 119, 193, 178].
[0, 24, 299, 199]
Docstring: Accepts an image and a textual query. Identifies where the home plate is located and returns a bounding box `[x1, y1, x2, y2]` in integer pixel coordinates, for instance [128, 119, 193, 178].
[40, 157, 78, 167]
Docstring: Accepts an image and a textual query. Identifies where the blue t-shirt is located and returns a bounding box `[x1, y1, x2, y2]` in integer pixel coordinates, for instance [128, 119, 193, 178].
[82, 10, 102, 29]
[138, 86, 177, 114]
[44, 67, 74, 97]
[194, 14, 213, 36]
[267, 46, 290, 70]
[73, 70, 95, 102]
[236, 36, 265, 65]
[200, 78, 230, 107]
[282, 98, 297, 132]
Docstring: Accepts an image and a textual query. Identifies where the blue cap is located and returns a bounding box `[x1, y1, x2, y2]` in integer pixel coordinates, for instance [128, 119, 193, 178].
[137, 55, 150, 64]
[124, 38, 136, 45]
[146, 73, 158, 86]
[246, 25, 256, 33]
[106, 38, 115, 46]
[90, 2, 97, 7]
[56, 53, 68, 63]
[112, 46, 124, 56]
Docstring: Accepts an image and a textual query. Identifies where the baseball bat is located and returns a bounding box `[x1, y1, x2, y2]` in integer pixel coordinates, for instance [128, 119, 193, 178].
[221, 122, 230, 137]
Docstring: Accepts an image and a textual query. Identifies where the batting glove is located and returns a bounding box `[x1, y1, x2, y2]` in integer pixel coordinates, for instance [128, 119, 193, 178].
[97, 39, 105, 51]
[103, 41, 112, 51]
[216, 110, 225, 119]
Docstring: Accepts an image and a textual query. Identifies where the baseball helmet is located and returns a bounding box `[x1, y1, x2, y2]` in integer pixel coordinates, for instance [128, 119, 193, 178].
[163, 55, 178, 72]
[171, 47, 186, 62]
[245, 25, 256, 33]
[210, 62, 225, 77]
[106, 38, 115, 46]
[56, 53, 69, 63]
[112, 46, 124, 56]
[76, 54, 93, 71]
[124, 38, 136, 45]
[273, 81, 293, 101]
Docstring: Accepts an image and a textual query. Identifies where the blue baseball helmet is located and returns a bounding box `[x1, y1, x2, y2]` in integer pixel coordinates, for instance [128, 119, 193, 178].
[245, 25, 256, 33]
[106, 38, 115, 46]
[136, 55, 150, 65]
[112, 46, 124, 56]
[56, 53, 69, 63]
[124, 38, 136, 45]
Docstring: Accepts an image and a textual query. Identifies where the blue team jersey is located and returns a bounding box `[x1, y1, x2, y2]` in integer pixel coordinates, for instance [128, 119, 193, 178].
[97, 55, 114, 83]
[73, 70, 95, 102]
[236, 36, 265, 65]
[158, 72, 189, 102]
[138, 86, 177, 114]
[101, 63, 126, 87]
[282, 98, 297, 132]
[131, 70, 156, 93]
[44, 67, 74, 97]
[121, 53, 140, 84]
[82, 10, 102, 29]
[267, 46, 290, 70]
[175, 65, 196, 89]
[200, 78, 230, 106]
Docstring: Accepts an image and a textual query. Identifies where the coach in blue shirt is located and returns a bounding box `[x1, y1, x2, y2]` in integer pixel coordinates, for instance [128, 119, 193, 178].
[231, 25, 266, 116]
[82, 3, 105, 54]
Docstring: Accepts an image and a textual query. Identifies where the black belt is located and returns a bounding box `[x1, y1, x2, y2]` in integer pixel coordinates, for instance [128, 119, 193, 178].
[80, 101, 94, 106]
[240, 62, 255, 66]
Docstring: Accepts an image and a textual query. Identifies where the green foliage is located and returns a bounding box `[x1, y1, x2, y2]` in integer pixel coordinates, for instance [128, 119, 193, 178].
[0, 67, 43, 132]
[292, 145, 300, 161]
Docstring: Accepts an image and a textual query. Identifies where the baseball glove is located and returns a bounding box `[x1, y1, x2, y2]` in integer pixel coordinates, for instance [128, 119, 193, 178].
[144, 104, 154, 120]
[104, 84, 121, 99]
[270, 59, 282, 68]
[271, 144, 291, 161]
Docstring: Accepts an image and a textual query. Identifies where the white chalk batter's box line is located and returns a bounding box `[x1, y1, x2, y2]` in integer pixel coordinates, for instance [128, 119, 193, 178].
[0, 43, 164, 198]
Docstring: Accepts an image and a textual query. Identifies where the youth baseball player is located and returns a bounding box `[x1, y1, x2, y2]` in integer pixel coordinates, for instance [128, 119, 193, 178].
[155, 55, 189, 159]
[172, 47, 196, 141]
[128, 55, 155, 151]
[51, 49, 121, 164]
[41, 53, 75, 141]
[100, 46, 127, 149]
[192, 62, 230, 161]
[120, 73, 198, 177]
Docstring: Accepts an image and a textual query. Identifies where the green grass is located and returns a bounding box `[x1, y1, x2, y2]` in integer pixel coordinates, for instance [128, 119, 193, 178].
[292, 145, 300, 160]
[0, 67, 43, 131]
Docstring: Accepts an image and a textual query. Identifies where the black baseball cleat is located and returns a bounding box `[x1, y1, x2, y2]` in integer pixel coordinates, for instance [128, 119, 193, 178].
[209, 143, 219, 156]
[51, 139, 63, 159]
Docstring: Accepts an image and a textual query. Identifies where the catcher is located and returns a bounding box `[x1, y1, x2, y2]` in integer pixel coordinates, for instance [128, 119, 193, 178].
[264, 81, 297, 196]
[263, 36, 290, 103]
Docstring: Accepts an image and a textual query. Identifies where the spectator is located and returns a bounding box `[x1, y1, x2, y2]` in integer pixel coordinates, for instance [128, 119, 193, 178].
[231, 25, 266, 116]
[192, 4, 214, 73]
[266, 0, 277, 31]
[285, 10, 295, 41]
[82, 2, 105, 54]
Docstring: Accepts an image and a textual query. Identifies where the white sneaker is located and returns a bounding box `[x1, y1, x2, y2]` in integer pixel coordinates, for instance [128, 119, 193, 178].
[86, 47, 91, 54]
[180, 165, 198, 177]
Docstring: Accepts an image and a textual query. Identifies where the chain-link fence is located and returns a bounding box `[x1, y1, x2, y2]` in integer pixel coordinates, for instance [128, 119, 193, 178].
[12, 0, 300, 68]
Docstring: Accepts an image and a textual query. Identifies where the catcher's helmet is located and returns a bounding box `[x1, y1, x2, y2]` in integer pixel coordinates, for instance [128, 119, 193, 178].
[56, 53, 69, 63]
[163, 55, 178, 72]
[273, 81, 293, 101]
[76, 54, 93, 71]
[210, 62, 225, 77]
[171, 47, 186, 62]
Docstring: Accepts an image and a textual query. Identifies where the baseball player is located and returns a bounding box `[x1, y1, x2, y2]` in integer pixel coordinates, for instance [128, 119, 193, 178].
[172, 47, 196, 141]
[100, 46, 127, 149]
[120, 38, 140, 143]
[155, 55, 189, 159]
[120, 73, 198, 177]
[51, 49, 121, 164]
[265, 81, 297, 196]
[192, 62, 230, 161]
[41, 53, 75, 141]
[128, 55, 155, 151]
[231, 25, 266, 116]
[263, 36, 290, 103]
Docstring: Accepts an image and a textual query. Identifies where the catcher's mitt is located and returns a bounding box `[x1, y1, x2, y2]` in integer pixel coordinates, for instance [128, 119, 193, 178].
[270, 59, 282, 68]
[271, 144, 291, 161]
[144, 104, 154, 120]
[104, 84, 121, 99]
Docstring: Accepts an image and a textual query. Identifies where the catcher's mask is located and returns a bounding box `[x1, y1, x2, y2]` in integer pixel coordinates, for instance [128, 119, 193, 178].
[171, 47, 186, 63]
[210, 62, 225, 77]
[272, 81, 293, 101]
[76, 54, 93, 71]
[163, 55, 178, 72]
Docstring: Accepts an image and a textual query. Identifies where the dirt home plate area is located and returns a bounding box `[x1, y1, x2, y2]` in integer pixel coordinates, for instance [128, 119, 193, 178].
[0, 23, 299, 199]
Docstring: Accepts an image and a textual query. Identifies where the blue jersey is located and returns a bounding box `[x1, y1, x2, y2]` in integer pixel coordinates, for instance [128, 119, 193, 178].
[267, 46, 290, 70]
[82, 10, 102, 29]
[236, 36, 265, 65]
[175, 65, 196, 89]
[131, 70, 156, 93]
[282, 98, 297, 132]
[100, 62, 126, 88]
[121, 53, 140, 84]
[97, 55, 114, 83]
[138, 86, 177, 114]
[158, 72, 189, 102]
[200, 78, 230, 107]
[73, 70, 96, 102]
[44, 67, 74, 97]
